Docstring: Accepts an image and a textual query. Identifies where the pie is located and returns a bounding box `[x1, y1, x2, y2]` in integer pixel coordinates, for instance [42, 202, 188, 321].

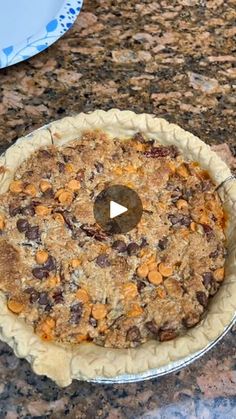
[0, 110, 235, 386]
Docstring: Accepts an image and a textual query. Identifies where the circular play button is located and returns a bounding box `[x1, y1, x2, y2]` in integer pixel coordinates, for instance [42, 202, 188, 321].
[94, 185, 143, 234]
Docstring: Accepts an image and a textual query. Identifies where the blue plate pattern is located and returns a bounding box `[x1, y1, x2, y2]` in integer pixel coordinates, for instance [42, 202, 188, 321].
[0, 0, 83, 69]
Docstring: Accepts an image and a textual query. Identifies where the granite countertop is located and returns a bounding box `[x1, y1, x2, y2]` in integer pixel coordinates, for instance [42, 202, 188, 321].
[0, 0, 236, 417]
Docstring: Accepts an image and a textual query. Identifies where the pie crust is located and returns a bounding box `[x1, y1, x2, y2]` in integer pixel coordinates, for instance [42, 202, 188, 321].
[0, 109, 235, 387]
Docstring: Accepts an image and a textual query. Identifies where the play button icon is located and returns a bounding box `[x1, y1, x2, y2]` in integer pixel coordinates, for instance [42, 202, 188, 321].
[110, 201, 128, 219]
[94, 185, 143, 234]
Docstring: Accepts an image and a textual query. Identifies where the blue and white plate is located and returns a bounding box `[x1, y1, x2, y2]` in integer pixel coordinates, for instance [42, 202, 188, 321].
[0, 0, 83, 69]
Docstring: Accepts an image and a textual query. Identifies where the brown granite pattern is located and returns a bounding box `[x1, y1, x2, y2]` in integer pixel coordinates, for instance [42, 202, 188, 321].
[0, 0, 236, 417]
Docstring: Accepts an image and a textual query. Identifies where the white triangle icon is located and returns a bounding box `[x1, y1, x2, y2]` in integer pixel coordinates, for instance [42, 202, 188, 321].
[110, 201, 128, 219]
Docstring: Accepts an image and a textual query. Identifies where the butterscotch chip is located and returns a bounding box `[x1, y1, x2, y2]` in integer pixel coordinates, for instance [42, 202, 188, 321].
[176, 199, 188, 210]
[92, 303, 107, 320]
[125, 164, 137, 174]
[158, 263, 173, 277]
[190, 222, 197, 231]
[127, 304, 144, 317]
[148, 261, 158, 271]
[168, 161, 176, 173]
[40, 180, 51, 192]
[122, 282, 138, 299]
[199, 214, 210, 225]
[47, 275, 60, 288]
[156, 287, 167, 299]
[98, 319, 108, 333]
[71, 259, 81, 268]
[53, 213, 65, 224]
[176, 164, 189, 178]
[65, 163, 75, 173]
[67, 179, 81, 191]
[39, 317, 55, 341]
[214, 267, 224, 282]
[9, 180, 23, 193]
[113, 167, 123, 176]
[35, 205, 51, 216]
[58, 190, 73, 205]
[136, 264, 149, 278]
[133, 142, 146, 152]
[55, 188, 65, 198]
[76, 334, 88, 343]
[44, 317, 56, 329]
[36, 250, 48, 264]
[41, 333, 53, 342]
[7, 299, 24, 314]
[148, 270, 163, 285]
[0, 215, 5, 230]
[76, 289, 90, 303]
[24, 184, 37, 197]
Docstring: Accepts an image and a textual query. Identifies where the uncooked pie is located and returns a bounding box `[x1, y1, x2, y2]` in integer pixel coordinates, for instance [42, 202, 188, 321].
[0, 129, 227, 349]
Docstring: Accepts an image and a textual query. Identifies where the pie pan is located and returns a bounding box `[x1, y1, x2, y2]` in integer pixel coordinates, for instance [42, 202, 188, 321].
[0, 109, 235, 387]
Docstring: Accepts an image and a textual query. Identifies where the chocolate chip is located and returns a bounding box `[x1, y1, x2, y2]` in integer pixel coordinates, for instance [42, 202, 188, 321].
[145, 320, 159, 336]
[94, 162, 104, 173]
[209, 281, 219, 296]
[140, 237, 148, 248]
[24, 287, 40, 303]
[81, 224, 108, 242]
[133, 132, 146, 143]
[25, 226, 40, 241]
[127, 242, 139, 256]
[96, 254, 110, 268]
[126, 326, 141, 342]
[76, 170, 85, 182]
[70, 303, 83, 324]
[168, 214, 183, 225]
[196, 291, 208, 307]
[181, 215, 191, 227]
[38, 150, 52, 159]
[171, 189, 182, 203]
[53, 289, 64, 304]
[16, 218, 29, 233]
[144, 145, 178, 158]
[112, 240, 127, 253]
[44, 303, 52, 312]
[32, 267, 49, 280]
[63, 154, 71, 163]
[44, 256, 56, 272]
[182, 188, 193, 201]
[89, 316, 98, 327]
[46, 172, 53, 180]
[137, 280, 147, 293]
[38, 292, 49, 305]
[42, 188, 54, 199]
[169, 214, 191, 228]
[57, 162, 65, 173]
[159, 329, 177, 341]
[201, 180, 211, 192]
[202, 224, 214, 240]
[209, 249, 219, 259]
[202, 272, 214, 289]
[183, 313, 200, 328]
[9, 204, 21, 217]
[89, 172, 95, 181]
[25, 170, 33, 177]
[21, 204, 35, 216]
[158, 237, 168, 250]
[58, 210, 74, 231]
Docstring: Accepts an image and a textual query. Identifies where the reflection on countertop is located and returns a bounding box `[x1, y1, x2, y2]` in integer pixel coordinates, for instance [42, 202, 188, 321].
[0, 0, 235, 417]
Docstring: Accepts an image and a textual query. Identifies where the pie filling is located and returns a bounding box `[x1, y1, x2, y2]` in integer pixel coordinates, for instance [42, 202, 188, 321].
[0, 131, 226, 348]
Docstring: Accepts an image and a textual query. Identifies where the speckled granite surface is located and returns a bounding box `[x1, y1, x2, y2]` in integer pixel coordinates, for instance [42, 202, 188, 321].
[0, 0, 236, 417]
